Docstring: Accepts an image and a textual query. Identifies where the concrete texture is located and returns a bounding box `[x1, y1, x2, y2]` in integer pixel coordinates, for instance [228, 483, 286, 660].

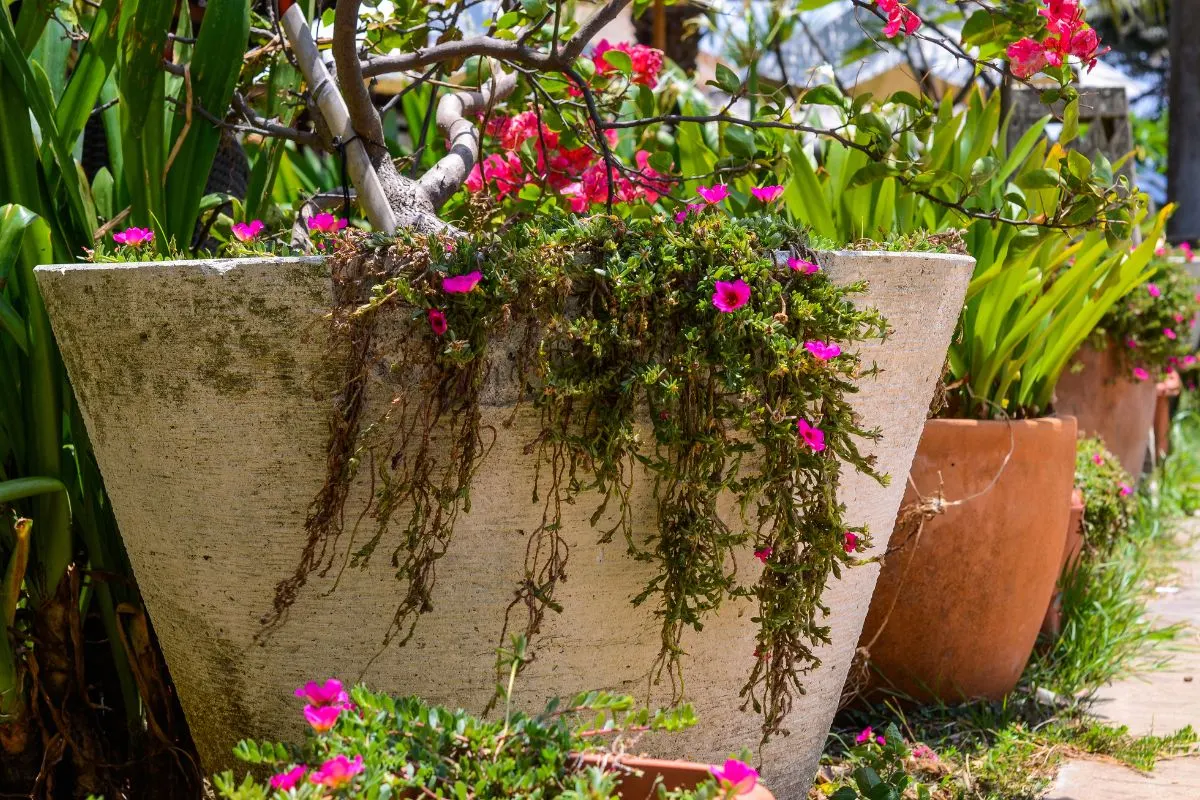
[1047, 520, 1200, 799]
[35, 250, 972, 796]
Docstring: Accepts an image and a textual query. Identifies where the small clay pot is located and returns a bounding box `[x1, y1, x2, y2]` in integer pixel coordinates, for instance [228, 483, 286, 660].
[577, 754, 775, 800]
[1154, 370, 1181, 460]
[1054, 343, 1155, 478]
[1041, 488, 1087, 640]
[858, 416, 1077, 702]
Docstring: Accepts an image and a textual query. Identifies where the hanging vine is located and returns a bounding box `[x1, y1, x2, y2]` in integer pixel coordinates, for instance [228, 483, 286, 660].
[267, 210, 888, 741]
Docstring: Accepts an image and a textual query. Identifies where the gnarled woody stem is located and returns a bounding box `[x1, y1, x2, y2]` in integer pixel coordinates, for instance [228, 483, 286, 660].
[280, 0, 517, 233]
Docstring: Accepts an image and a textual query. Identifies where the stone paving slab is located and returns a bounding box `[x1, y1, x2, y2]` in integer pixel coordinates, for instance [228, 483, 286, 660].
[1045, 757, 1200, 800]
[1047, 520, 1200, 799]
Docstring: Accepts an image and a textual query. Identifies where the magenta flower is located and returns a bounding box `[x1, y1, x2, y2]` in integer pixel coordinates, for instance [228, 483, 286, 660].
[428, 308, 448, 336]
[754, 546, 773, 564]
[709, 759, 759, 795]
[712, 279, 751, 312]
[307, 213, 348, 234]
[1126, 338, 1138, 349]
[232, 220, 265, 242]
[270, 765, 307, 790]
[1092, 453, 1104, 465]
[310, 754, 364, 790]
[443, 271, 482, 294]
[112, 227, 154, 247]
[303, 704, 341, 733]
[855, 726, 878, 745]
[294, 679, 348, 707]
[1133, 367, 1150, 381]
[750, 185, 785, 203]
[1175, 314, 1186, 324]
[912, 744, 938, 761]
[1186, 355, 1197, 366]
[674, 209, 689, 223]
[1184, 242, 1195, 262]
[1119, 482, 1133, 497]
[696, 184, 729, 205]
[805, 340, 842, 361]
[786, 256, 820, 275]
[1147, 283, 1162, 299]
[843, 531, 859, 553]
[1165, 327, 1178, 340]
[797, 418, 825, 452]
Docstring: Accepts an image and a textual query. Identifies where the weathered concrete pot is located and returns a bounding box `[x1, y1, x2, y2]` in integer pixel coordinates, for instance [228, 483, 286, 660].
[858, 417, 1077, 702]
[1054, 343, 1155, 477]
[1041, 488, 1086, 640]
[35, 250, 972, 796]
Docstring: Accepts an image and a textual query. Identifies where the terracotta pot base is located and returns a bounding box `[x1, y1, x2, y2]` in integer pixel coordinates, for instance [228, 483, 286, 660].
[1041, 488, 1086, 640]
[578, 755, 775, 800]
[857, 417, 1077, 702]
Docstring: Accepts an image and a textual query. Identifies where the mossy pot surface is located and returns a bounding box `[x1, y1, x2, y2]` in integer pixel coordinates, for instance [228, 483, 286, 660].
[35, 249, 971, 796]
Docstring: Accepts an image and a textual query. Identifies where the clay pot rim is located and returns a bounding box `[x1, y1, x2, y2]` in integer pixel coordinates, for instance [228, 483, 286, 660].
[576, 753, 775, 800]
[925, 415, 1076, 430]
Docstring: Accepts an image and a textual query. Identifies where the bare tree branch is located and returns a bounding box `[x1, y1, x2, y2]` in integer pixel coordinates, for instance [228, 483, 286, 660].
[419, 69, 519, 209]
[233, 92, 322, 147]
[333, 0, 387, 155]
[279, 1, 398, 231]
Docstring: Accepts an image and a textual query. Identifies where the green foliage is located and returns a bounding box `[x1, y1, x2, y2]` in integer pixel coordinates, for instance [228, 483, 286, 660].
[1091, 251, 1200, 373]
[276, 212, 886, 742]
[1074, 438, 1137, 552]
[213, 658, 745, 800]
[817, 723, 938, 800]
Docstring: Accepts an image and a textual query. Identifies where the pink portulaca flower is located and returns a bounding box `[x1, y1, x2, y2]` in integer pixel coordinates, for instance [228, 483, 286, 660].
[696, 184, 729, 205]
[712, 279, 751, 312]
[1119, 482, 1133, 497]
[797, 418, 825, 452]
[709, 759, 759, 795]
[1126, 338, 1138, 349]
[1165, 327, 1178, 340]
[750, 185, 785, 203]
[270, 765, 307, 790]
[674, 209, 689, 224]
[1133, 367, 1151, 381]
[294, 679, 348, 707]
[1186, 355, 1198, 366]
[232, 220, 265, 242]
[113, 227, 154, 247]
[786, 256, 820, 275]
[310, 754, 364, 790]
[1183, 242, 1195, 262]
[1175, 314, 1187, 324]
[307, 213, 348, 234]
[856, 726, 885, 745]
[1092, 453, 1103, 465]
[428, 308, 448, 336]
[1147, 283, 1162, 299]
[754, 546, 773, 564]
[805, 340, 842, 361]
[303, 704, 342, 733]
[843, 531, 859, 553]
[443, 271, 482, 294]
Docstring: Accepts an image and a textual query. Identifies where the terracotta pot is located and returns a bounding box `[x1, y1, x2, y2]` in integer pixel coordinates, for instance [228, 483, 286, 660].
[1053, 343, 1155, 478]
[1154, 370, 1181, 460]
[35, 249, 973, 794]
[1040, 488, 1086, 640]
[858, 417, 1077, 702]
[577, 755, 774, 800]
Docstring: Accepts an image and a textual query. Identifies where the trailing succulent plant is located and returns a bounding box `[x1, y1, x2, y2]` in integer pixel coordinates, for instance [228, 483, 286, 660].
[214, 639, 760, 799]
[263, 210, 888, 741]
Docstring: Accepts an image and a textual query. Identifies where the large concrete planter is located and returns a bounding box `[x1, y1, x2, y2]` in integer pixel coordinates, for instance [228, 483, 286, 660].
[858, 417, 1077, 702]
[36, 250, 971, 795]
[1054, 343, 1155, 477]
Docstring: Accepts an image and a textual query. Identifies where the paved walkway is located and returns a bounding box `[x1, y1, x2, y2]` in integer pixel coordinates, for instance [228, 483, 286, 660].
[1045, 519, 1200, 800]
